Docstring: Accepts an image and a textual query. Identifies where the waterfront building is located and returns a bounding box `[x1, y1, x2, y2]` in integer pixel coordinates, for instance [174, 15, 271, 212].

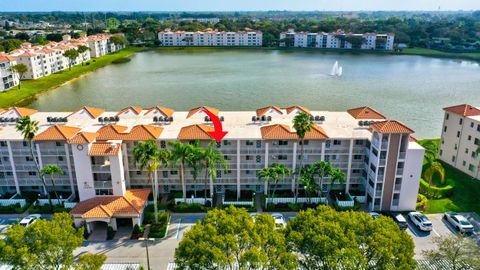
[439, 104, 480, 179]
[279, 29, 395, 50]
[158, 28, 263, 47]
[0, 54, 20, 91]
[0, 105, 424, 213]
[7, 33, 123, 80]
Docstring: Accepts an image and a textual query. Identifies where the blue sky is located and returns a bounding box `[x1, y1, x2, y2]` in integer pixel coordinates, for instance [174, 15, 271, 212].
[1, 0, 479, 12]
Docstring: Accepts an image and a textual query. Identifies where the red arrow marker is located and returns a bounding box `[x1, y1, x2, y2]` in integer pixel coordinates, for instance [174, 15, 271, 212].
[202, 108, 228, 143]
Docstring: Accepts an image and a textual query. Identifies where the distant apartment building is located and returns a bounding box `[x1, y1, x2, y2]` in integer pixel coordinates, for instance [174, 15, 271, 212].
[0, 54, 20, 91]
[0, 105, 424, 213]
[439, 104, 480, 179]
[177, 18, 221, 24]
[158, 28, 263, 47]
[7, 33, 124, 80]
[279, 29, 395, 50]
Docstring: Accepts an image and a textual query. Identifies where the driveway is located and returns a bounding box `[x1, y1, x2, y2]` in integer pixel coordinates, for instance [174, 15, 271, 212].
[87, 222, 107, 241]
[165, 214, 204, 240]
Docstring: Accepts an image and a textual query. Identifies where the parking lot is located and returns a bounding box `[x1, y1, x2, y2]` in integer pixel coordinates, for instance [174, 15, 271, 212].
[406, 213, 480, 259]
[0, 217, 21, 234]
[165, 214, 204, 240]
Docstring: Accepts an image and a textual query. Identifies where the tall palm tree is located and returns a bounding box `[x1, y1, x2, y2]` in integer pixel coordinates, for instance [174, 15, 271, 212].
[257, 166, 277, 205]
[312, 161, 333, 197]
[40, 164, 64, 203]
[330, 168, 346, 192]
[169, 141, 191, 200]
[16, 116, 51, 206]
[186, 141, 204, 198]
[272, 164, 291, 199]
[293, 112, 314, 202]
[202, 142, 228, 199]
[133, 139, 167, 224]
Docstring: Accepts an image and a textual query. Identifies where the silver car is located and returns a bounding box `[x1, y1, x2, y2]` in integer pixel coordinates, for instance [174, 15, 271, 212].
[444, 213, 474, 234]
[408, 212, 433, 232]
[270, 213, 286, 228]
[19, 214, 42, 228]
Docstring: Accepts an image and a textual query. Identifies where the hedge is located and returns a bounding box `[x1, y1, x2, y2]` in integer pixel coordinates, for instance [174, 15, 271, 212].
[419, 178, 454, 199]
[416, 194, 428, 210]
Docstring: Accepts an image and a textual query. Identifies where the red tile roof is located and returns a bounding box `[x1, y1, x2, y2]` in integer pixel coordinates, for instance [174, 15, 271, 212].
[370, 120, 414, 134]
[116, 106, 143, 116]
[178, 124, 215, 140]
[1, 107, 38, 117]
[34, 125, 81, 141]
[67, 132, 98, 144]
[256, 106, 283, 117]
[96, 124, 163, 141]
[88, 142, 121, 156]
[285, 106, 312, 116]
[68, 106, 105, 119]
[70, 189, 151, 219]
[347, 106, 386, 119]
[187, 106, 219, 118]
[144, 106, 175, 117]
[443, 104, 480, 117]
[261, 124, 328, 140]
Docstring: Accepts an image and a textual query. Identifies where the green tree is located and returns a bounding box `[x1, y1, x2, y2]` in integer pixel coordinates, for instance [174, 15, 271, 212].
[286, 206, 416, 270]
[0, 213, 87, 270]
[422, 235, 480, 270]
[77, 45, 90, 65]
[201, 142, 228, 199]
[11, 63, 28, 89]
[74, 253, 107, 270]
[133, 140, 171, 224]
[169, 141, 191, 200]
[185, 141, 204, 198]
[16, 116, 51, 205]
[330, 168, 346, 191]
[31, 35, 49, 45]
[421, 140, 446, 187]
[312, 160, 332, 196]
[293, 112, 314, 203]
[110, 35, 128, 46]
[300, 166, 318, 203]
[106, 17, 121, 29]
[175, 206, 298, 269]
[63, 48, 79, 70]
[257, 166, 278, 205]
[40, 164, 64, 202]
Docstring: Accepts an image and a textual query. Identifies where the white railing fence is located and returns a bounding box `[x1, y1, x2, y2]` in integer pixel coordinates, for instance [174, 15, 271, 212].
[222, 196, 254, 206]
[37, 193, 75, 206]
[64, 202, 77, 209]
[266, 197, 328, 205]
[174, 198, 212, 205]
[0, 193, 27, 207]
[335, 193, 354, 208]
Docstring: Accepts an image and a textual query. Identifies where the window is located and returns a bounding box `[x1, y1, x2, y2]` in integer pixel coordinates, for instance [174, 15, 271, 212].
[223, 140, 231, 146]
[28, 171, 36, 176]
[246, 170, 251, 175]
[477, 125, 480, 132]
[439, 150, 443, 156]
[472, 152, 477, 158]
[468, 135, 472, 141]
[246, 155, 252, 161]
[0, 141, 6, 147]
[279, 140, 288, 146]
[160, 141, 166, 148]
[333, 140, 341, 145]
[246, 140, 254, 146]
[452, 156, 456, 162]
[353, 155, 362, 160]
[299, 140, 309, 145]
[392, 194, 400, 206]
[465, 148, 469, 154]
[471, 122, 474, 128]
[58, 156, 64, 161]
[325, 140, 331, 148]
[463, 161, 467, 166]
[55, 142, 62, 147]
[256, 155, 261, 163]
[459, 119, 463, 125]
[136, 171, 142, 175]
[475, 138, 480, 146]
[256, 141, 262, 148]
[445, 113, 449, 120]
[26, 156, 33, 162]
[468, 164, 476, 172]
[217, 170, 222, 178]
[278, 155, 288, 160]
[162, 171, 168, 177]
[443, 126, 447, 132]
[355, 140, 364, 145]
[23, 141, 28, 147]
[170, 170, 178, 175]
[457, 131, 461, 138]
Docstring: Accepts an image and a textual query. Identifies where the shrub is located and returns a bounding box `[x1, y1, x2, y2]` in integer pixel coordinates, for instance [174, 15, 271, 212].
[148, 212, 170, 238]
[171, 202, 206, 213]
[419, 178, 454, 199]
[0, 203, 27, 214]
[107, 226, 116, 240]
[133, 224, 144, 234]
[111, 57, 131, 64]
[28, 204, 68, 214]
[416, 194, 428, 210]
[85, 62, 90, 65]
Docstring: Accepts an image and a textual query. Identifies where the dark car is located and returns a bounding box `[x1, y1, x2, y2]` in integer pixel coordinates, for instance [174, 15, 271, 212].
[388, 212, 408, 230]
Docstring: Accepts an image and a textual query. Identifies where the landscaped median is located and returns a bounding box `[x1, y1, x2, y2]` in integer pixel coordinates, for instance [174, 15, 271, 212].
[0, 47, 142, 108]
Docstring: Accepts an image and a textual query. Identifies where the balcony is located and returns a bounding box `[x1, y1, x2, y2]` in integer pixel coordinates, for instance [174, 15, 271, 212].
[94, 181, 112, 189]
[396, 168, 404, 176]
[92, 164, 110, 172]
[398, 152, 406, 160]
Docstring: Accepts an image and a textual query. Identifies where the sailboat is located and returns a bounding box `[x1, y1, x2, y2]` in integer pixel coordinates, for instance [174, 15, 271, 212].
[330, 61, 343, 77]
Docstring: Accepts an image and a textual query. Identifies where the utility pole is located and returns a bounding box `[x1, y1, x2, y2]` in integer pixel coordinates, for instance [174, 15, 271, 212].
[139, 237, 154, 270]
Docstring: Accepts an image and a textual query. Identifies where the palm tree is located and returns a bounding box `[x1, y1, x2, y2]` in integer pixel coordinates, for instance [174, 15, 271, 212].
[40, 164, 64, 203]
[424, 161, 445, 187]
[272, 164, 291, 199]
[330, 168, 346, 192]
[257, 166, 277, 205]
[202, 142, 228, 199]
[312, 161, 333, 197]
[293, 112, 314, 202]
[169, 141, 191, 201]
[300, 167, 318, 204]
[133, 140, 168, 224]
[16, 116, 51, 206]
[185, 141, 204, 198]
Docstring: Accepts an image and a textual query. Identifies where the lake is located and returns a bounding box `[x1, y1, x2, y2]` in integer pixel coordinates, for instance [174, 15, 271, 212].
[29, 48, 480, 139]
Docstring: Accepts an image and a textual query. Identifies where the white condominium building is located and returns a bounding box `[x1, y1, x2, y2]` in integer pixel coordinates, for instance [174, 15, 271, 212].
[158, 28, 263, 47]
[439, 104, 480, 179]
[7, 33, 124, 80]
[0, 105, 424, 213]
[0, 54, 20, 91]
[280, 29, 395, 51]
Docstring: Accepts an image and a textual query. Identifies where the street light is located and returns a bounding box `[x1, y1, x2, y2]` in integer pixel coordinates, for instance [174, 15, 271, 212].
[139, 237, 155, 270]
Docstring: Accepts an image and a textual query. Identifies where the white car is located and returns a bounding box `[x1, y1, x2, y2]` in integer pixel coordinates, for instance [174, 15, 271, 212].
[444, 213, 474, 234]
[408, 212, 432, 231]
[19, 214, 42, 228]
[270, 213, 286, 228]
[369, 212, 380, 219]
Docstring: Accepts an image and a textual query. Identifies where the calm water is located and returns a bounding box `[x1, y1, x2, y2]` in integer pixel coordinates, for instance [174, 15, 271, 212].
[29, 49, 480, 139]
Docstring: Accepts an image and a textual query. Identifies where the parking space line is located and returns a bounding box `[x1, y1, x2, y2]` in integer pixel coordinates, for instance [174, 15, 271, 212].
[432, 228, 440, 237]
[175, 218, 182, 239]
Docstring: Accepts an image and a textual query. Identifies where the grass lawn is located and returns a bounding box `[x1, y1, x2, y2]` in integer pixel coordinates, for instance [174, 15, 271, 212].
[418, 138, 480, 215]
[399, 47, 480, 62]
[0, 47, 142, 108]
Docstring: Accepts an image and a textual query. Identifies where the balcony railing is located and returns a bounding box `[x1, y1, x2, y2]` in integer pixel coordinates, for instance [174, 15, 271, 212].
[94, 181, 112, 188]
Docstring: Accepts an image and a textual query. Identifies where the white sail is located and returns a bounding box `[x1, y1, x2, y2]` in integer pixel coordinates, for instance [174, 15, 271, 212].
[330, 61, 339, 76]
[337, 66, 343, 77]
